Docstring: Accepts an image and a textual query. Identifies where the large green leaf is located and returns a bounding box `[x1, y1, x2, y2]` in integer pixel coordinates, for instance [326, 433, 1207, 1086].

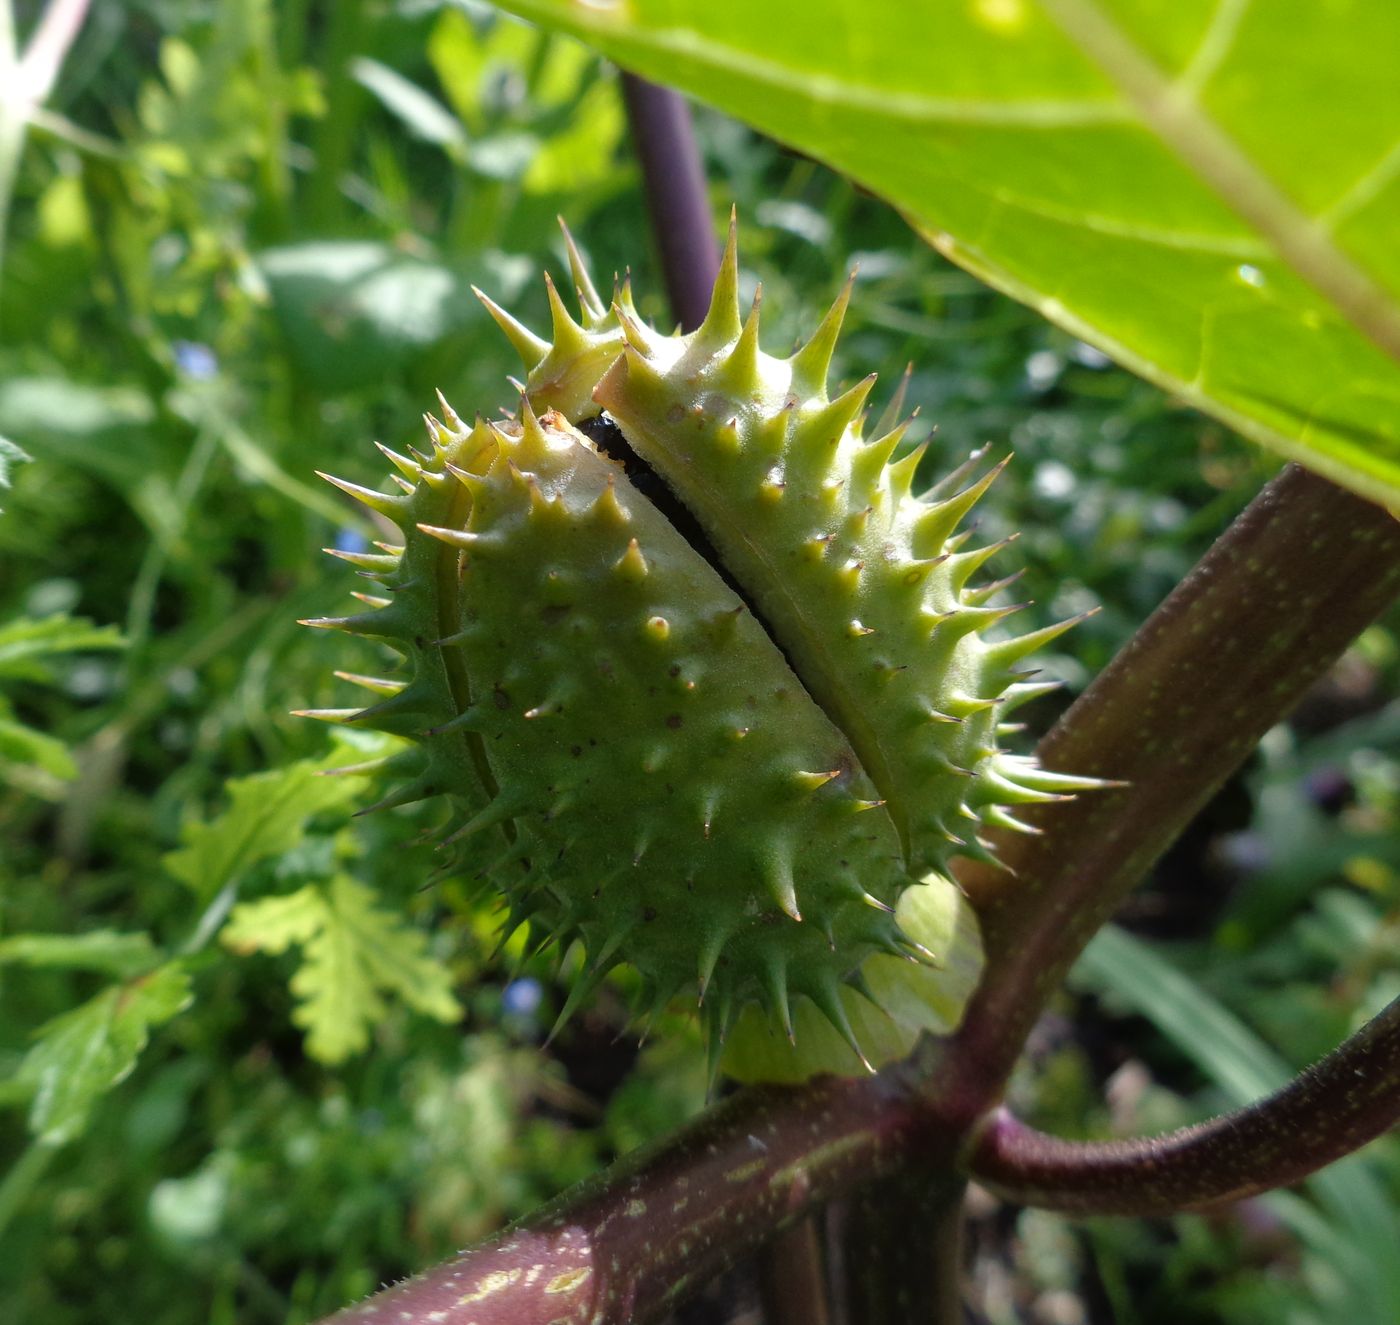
[498, 0, 1400, 507]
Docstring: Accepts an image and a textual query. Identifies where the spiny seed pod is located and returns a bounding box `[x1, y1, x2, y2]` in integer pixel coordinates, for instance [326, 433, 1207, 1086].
[304, 217, 1097, 1073]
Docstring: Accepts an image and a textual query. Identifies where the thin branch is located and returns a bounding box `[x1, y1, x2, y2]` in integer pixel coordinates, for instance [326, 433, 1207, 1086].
[619, 72, 719, 332]
[317, 1066, 959, 1325]
[945, 464, 1400, 1110]
[968, 995, 1400, 1216]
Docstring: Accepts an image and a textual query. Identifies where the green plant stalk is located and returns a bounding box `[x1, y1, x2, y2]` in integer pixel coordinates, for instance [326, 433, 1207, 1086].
[968, 994, 1400, 1215]
[947, 463, 1400, 1108]
[306, 0, 367, 228]
[0, 1139, 57, 1243]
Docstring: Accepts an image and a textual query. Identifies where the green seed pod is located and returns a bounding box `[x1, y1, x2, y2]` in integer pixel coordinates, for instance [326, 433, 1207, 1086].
[306, 218, 1096, 1072]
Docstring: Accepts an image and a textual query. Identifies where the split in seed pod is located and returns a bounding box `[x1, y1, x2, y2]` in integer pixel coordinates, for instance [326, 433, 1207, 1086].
[304, 216, 1100, 1078]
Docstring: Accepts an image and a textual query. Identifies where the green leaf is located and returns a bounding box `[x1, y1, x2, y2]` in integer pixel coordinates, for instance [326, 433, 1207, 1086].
[0, 713, 77, 779]
[351, 57, 467, 156]
[0, 614, 124, 683]
[162, 751, 372, 901]
[219, 885, 326, 953]
[0, 930, 160, 979]
[0, 377, 162, 493]
[257, 243, 479, 390]
[14, 963, 193, 1145]
[500, 0, 1400, 507]
[222, 875, 462, 1064]
[0, 434, 29, 511]
[0, 376, 157, 437]
[522, 76, 625, 195]
[1074, 923, 1288, 1099]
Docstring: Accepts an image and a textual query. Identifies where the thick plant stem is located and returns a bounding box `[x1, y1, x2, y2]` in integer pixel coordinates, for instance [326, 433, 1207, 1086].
[946, 464, 1400, 1110]
[314, 462, 1400, 1325]
[969, 994, 1400, 1215]
[319, 1066, 958, 1325]
[757, 1217, 831, 1325]
[620, 72, 719, 332]
[840, 1176, 967, 1325]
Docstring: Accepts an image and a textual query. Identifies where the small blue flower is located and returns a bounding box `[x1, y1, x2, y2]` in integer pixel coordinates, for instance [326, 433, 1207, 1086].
[172, 341, 219, 380]
[334, 527, 370, 554]
[502, 977, 543, 1017]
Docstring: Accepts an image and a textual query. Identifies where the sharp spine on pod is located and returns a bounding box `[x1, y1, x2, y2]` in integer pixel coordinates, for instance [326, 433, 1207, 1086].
[304, 213, 1101, 1077]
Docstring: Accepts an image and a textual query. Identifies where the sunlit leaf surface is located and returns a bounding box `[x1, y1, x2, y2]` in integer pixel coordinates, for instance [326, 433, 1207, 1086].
[222, 875, 462, 1063]
[501, 0, 1400, 506]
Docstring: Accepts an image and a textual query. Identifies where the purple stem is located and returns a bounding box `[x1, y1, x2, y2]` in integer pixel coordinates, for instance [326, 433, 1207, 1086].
[311, 461, 1400, 1325]
[840, 1175, 967, 1325]
[619, 72, 720, 331]
[945, 464, 1400, 1111]
[969, 995, 1400, 1215]
[756, 1217, 832, 1325]
[318, 1067, 956, 1325]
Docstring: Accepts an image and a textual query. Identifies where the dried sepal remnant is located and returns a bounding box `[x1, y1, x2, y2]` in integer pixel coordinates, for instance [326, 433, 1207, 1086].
[309, 218, 1095, 1070]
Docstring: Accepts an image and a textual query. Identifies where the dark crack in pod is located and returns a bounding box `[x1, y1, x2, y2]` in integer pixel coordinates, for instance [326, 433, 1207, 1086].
[305, 217, 1099, 1075]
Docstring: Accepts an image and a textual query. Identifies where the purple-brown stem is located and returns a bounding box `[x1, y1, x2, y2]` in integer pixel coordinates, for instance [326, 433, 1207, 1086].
[839, 1174, 967, 1325]
[320, 1066, 957, 1325]
[757, 1217, 832, 1325]
[968, 995, 1400, 1215]
[945, 463, 1400, 1112]
[619, 72, 720, 331]
[314, 461, 1400, 1325]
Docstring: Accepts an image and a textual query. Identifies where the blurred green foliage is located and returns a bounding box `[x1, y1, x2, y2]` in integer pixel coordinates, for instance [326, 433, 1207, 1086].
[0, 3, 1396, 1323]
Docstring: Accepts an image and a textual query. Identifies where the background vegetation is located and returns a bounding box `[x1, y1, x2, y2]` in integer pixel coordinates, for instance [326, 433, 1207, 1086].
[1, 3, 1396, 1322]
